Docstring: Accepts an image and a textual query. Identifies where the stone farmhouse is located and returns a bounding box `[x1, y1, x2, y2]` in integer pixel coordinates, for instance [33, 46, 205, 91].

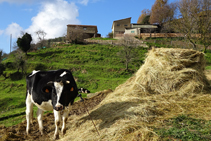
[67, 24, 101, 42]
[112, 17, 160, 38]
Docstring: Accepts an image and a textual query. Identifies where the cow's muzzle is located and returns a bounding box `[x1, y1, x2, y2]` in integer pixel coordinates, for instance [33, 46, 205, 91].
[55, 105, 64, 111]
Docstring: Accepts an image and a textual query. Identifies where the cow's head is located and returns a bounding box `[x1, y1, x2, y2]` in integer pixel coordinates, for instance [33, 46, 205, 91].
[42, 71, 78, 111]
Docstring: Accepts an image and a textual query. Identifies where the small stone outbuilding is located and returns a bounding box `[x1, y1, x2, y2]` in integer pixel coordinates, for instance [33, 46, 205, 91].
[67, 24, 101, 42]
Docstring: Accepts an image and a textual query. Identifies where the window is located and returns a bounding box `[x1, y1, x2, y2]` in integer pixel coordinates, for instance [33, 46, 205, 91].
[124, 25, 128, 26]
[131, 31, 135, 33]
[117, 24, 120, 26]
[83, 27, 87, 30]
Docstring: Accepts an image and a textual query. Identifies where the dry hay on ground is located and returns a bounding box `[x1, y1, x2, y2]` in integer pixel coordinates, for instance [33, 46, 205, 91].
[60, 48, 211, 141]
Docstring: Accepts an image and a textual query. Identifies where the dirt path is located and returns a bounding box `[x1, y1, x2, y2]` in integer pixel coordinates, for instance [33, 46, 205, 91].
[0, 89, 112, 141]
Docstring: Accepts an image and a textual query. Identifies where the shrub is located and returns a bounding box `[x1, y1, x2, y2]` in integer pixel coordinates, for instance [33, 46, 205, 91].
[10, 71, 23, 81]
[35, 63, 47, 70]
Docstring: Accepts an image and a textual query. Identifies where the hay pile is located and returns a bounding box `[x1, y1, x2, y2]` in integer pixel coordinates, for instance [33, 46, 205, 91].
[60, 48, 211, 141]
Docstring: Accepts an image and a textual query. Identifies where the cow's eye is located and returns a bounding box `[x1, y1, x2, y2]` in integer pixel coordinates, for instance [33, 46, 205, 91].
[70, 87, 74, 91]
[45, 89, 49, 93]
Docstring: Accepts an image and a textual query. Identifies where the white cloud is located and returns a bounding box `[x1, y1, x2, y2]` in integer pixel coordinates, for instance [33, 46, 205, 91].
[26, 0, 80, 42]
[79, 0, 89, 5]
[77, 0, 102, 5]
[0, 30, 3, 35]
[5, 23, 23, 38]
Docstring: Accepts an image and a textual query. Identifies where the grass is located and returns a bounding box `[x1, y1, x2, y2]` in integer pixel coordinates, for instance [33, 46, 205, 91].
[155, 115, 211, 141]
[205, 52, 211, 66]
[0, 79, 26, 126]
[206, 66, 211, 70]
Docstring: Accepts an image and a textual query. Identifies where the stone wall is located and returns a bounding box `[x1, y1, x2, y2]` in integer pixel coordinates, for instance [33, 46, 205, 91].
[84, 38, 148, 48]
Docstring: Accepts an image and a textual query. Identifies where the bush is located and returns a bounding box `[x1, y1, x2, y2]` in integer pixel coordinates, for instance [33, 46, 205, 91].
[10, 71, 23, 81]
[5, 62, 15, 69]
[0, 63, 5, 76]
[106, 32, 113, 38]
[35, 63, 47, 70]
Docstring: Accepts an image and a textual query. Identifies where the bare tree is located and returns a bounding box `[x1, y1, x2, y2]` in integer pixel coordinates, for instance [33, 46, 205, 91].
[197, 0, 211, 52]
[173, 0, 211, 51]
[117, 36, 140, 70]
[13, 51, 27, 75]
[35, 30, 47, 41]
[35, 30, 47, 48]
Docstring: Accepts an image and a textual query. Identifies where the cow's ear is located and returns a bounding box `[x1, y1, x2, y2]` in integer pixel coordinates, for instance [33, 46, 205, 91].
[42, 86, 52, 93]
[47, 81, 54, 86]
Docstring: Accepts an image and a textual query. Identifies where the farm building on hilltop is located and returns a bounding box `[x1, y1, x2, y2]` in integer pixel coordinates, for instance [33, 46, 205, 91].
[112, 17, 131, 38]
[112, 17, 160, 38]
[67, 25, 101, 42]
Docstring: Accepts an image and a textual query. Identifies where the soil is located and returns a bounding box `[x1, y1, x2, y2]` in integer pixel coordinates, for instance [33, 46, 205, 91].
[0, 89, 113, 141]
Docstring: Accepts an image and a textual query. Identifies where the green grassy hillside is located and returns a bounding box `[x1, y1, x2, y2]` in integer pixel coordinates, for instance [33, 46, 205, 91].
[0, 43, 148, 127]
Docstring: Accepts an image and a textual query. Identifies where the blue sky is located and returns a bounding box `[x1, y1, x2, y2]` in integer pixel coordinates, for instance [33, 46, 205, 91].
[0, 0, 174, 54]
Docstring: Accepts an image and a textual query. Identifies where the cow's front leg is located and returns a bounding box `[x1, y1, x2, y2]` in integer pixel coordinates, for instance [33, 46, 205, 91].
[61, 108, 69, 135]
[37, 108, 44, 135]
[26, 93, 33, 135]
[54, 110, 61, 139]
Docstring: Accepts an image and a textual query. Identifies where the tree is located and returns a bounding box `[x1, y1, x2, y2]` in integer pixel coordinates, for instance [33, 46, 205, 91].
[142, 15, 151, 24]
[35, 30, 47, 49]
[117, 36, 140, 70]
[35, 30, 47, 41]
[17, 33, 32, 55]
[173, 0, 211, 51]
[0, 63, 5, 77]
[106, 32, 113, 38]
[149, 0, 174, 27]
[0, 50, 6, 78]
[0, 50, 2, 63]
[16, 56, 26, 74]
[137, 9, 151, 24]
[197, 0, 211, 52]
[12, 49, 27, 75]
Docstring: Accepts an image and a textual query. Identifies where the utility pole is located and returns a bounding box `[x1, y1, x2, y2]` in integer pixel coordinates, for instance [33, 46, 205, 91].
[10, 34, 12, 53]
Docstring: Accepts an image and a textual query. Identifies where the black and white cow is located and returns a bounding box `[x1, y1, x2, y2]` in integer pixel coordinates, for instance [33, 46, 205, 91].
[25, 69, 78, 139]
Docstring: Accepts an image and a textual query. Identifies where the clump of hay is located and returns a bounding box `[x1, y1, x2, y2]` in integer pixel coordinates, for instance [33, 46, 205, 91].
[133, 47, 210, 94]
[61, 48, 211, 141]
[120, 48, 209, 95]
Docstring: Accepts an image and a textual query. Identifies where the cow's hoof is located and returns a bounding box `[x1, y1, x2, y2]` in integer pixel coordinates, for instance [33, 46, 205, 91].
[40, 130, 44, 135]
[26, 129, 31, 135]
[62, 129, 66, 135]
[54, 134, 59, 140]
